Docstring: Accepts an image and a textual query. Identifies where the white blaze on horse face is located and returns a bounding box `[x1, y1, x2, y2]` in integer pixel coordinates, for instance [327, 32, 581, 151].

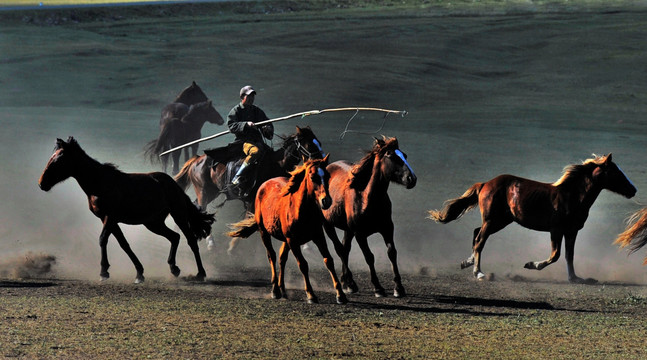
[617, 165, 636, 189]
[317, 167, 327, 187]
[395, 149, 414, 176]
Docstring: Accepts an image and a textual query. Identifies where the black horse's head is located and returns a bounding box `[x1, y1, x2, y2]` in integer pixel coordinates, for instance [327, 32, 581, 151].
[38, 137, 81, 192]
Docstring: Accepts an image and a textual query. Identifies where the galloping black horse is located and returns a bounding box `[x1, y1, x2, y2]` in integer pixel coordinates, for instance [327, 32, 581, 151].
[39, 137, 215, 283]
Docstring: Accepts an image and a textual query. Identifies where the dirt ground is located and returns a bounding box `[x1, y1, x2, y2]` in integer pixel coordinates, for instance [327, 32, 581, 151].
[2, 1, 647, 357]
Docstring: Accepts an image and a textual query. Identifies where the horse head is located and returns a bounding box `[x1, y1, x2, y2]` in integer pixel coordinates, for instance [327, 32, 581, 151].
[275, 126, 325, 171]
[593, 153, 637, 198]
[174, 81, 208, 105]
[283, 154, 332, 210]
[351, 136, 417, 190]
[38, 137, 81, 191]
[186, 100, 224, 126]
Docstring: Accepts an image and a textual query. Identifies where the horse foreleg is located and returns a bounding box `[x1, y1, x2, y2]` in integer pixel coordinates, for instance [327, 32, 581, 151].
[98, 220, 112, 281]
[524, 231, 562, 271]
[324, 224, 357, 293]
[461, 227, 480, 269]
[111, 223, 145, 283]
[381, 223, 405, 298]
[277, 242, 290, 298]
[144, 221, 181, 278]
[289, 240, 317, 304]
[355, 234, 386, 297]
[564, 232, 596, 284]
[312, 232, 347, 304]
[261, 231, 281, 299]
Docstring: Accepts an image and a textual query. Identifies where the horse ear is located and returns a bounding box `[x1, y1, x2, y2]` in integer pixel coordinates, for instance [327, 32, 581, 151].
[56, 138, 65, 149]
[323, 153, 330, 165]
[296, 126, 302, 134]
[606, 153, 613, 163]
[192, 81, 197, 86]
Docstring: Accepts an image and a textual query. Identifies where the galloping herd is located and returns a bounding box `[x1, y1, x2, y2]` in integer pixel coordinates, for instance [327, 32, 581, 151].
[38, 83, 647, 304]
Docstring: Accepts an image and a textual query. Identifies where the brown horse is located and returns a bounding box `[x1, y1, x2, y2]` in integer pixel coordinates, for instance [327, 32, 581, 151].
[429, 154, 636, 283]
[39, 137, 215, 283]
[146, 100, 224, 174]
[322, 137, 417, 298]
[615, 207, 647, 264]
[228, 156, 347, 304]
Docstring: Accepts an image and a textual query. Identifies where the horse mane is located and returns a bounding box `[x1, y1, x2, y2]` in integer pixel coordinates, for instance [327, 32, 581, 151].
[281, 161, 309, 196]
[348, 136, 398, 191]
[65, 137, 121, 175]
[552, 155, 607, 187]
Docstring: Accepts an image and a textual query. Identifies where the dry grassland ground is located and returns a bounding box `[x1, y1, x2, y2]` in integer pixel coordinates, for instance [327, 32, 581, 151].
[3, 0, 647, 358]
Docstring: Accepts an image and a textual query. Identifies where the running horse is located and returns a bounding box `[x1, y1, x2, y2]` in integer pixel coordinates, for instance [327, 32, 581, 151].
[228, 156, 346, 304]
[429, 154, 636, 283]
[39, 137, 215, 283]
[615, 207, 647, 264]
[145, 100, 224, 174]
[322, 136, 417, 298]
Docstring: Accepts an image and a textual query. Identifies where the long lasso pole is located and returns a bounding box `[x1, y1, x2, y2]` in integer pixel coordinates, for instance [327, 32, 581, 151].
[159, 107, 407, 157]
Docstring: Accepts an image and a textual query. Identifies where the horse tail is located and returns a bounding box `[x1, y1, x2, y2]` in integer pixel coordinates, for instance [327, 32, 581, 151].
[175, 155, 200, 190]
[156, 173, 214, 239]
[144, 119, 178, 163]
[184, 196, 215, 240]
[227, 215, 258, 239]
[614, 207, 647, 265]
[428, 182, 483, 223]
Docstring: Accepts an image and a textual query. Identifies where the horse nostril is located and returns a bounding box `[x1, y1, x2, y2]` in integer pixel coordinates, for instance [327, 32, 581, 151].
[321, 196, 332, 210]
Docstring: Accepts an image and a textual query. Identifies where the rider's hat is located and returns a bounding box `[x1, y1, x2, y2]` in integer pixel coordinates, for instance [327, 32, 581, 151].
[240, 85, 256, 98]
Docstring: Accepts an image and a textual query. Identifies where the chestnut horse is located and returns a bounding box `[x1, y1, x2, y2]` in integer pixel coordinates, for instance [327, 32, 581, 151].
[615, 207, 647, 264]
[146, 100, 224, 174]
[322, 137, 417, 298]
[429, 154, 636, 283]
[228, 156, 347, 304]
[39, 137, 215, 283]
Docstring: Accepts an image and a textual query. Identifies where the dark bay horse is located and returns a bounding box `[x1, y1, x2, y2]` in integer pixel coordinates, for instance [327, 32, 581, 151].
[615, 207, 647, 264]
[429, 154, 636, 283]
[322, 137, 417, 298]
[39, 137, 215, 283]
[228, 156, 347, 304]
[146, 100, 224, 174]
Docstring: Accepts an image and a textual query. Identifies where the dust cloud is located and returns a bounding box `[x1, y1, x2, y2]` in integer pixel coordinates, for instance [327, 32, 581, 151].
[2, 4, 647, 287]
[0, 252, 57, 279]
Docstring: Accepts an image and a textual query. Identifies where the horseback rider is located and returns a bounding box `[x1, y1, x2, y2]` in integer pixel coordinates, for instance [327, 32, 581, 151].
[228, 85, 274, 194]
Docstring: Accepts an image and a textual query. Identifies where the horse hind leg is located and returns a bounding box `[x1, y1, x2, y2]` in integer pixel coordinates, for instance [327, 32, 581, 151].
[289, 240, 318, 304]
[460, 227, 481, 269]
[311, 232, 347, 304]
[144, 220, 182, 278]
[472, 220, 510, 281]
[355, 234, 386, 297]
[325, 224, 358, 293]
[277, 242, 290, 298]
[111, 223, 145, 283]
[260, 231, 281, 299]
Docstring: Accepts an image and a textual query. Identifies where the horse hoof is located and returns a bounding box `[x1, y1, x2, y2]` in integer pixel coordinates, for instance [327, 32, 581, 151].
[100, 273, 110, 282]
[170, 266, 181, 277]
[134, 276, 145, 284]
[393, 287, 406, 298]
[336, 295, 348, 305]
[307, 296, 319, 304]
[523, 262, 535, 269]
[374, 288, 387, 298]
[271, 291, 282, 299]
[476, 272, 486, 281]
